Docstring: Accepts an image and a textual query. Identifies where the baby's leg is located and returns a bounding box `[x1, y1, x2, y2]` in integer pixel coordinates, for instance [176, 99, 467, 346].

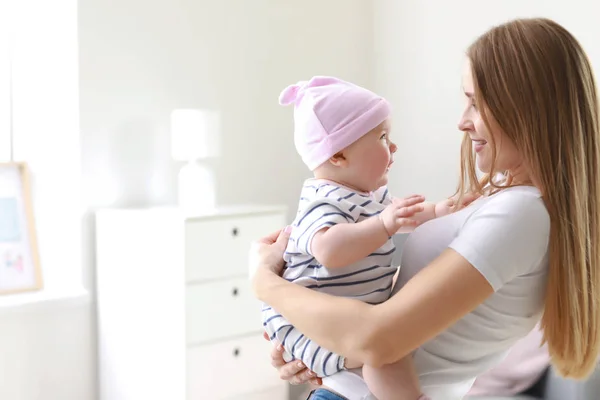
[363, 356, 426, 400]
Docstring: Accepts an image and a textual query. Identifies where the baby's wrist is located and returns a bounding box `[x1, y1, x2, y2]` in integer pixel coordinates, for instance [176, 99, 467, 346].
[377, 213, 393, 236]
[433, 201, 448, 218]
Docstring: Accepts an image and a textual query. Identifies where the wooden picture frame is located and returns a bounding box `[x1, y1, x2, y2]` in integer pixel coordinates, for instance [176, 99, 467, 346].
[0, 162, 43, 294]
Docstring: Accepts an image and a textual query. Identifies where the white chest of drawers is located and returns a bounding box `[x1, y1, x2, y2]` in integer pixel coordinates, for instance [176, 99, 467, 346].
[96, 205, 288, 400]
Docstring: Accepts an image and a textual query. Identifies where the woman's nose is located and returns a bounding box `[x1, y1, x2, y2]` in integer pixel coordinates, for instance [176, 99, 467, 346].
[458, 113, 473, 131]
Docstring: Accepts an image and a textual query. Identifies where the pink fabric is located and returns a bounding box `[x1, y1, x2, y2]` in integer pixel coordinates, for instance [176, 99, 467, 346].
[468, 324, 550, 396]
[279, 76, 391, 171]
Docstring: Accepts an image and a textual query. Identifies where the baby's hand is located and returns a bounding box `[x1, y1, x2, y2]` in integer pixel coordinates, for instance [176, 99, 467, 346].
[435, 192, 481, 218]
[434, 198, 454, 218]
[379, 195, 425, 235]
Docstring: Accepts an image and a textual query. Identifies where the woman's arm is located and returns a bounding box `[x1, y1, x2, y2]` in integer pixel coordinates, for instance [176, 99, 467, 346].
[255, 247, 493, 367]
[254, 191, 547, 368]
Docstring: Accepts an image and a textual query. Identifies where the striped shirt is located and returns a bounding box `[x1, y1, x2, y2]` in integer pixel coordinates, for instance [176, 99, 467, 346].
[262, 178, 396, 378]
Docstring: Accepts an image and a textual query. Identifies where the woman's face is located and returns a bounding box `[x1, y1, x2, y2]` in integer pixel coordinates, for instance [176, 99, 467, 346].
[457, 60, 524, 175]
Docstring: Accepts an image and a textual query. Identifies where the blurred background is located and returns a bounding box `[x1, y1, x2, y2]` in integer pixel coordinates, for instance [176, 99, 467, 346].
[0, 0, 599, 399]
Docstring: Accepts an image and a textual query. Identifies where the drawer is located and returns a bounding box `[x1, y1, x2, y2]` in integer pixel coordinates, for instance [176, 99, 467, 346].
[187, 335, 284, 399]
[186, 278, 262, 344]
[185, 213, 285, 282]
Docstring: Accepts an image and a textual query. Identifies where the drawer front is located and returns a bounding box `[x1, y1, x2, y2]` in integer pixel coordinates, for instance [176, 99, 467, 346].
[186, 278, 262, 344]
[187, 335, 284, 399]
[185, 213, 285, 282]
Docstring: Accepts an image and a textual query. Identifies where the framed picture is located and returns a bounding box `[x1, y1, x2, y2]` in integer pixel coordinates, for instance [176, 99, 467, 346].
[0, 162, 42, 294]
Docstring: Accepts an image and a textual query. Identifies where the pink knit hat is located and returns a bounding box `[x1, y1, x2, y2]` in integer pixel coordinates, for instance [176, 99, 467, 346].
[279, 76, 391, 171]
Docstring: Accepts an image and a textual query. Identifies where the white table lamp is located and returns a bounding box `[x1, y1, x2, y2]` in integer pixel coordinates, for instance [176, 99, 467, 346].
[170, 109, 220, 214]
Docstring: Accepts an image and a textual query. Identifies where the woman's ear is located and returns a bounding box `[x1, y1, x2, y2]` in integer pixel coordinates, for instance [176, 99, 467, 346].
[328, 152, 349, 167]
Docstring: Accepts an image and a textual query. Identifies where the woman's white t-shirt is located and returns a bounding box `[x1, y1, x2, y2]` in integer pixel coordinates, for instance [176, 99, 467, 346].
[324, 186, 550, 400]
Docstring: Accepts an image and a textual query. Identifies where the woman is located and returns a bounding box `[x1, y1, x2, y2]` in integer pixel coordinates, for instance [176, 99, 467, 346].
[251, 17, 600, 400]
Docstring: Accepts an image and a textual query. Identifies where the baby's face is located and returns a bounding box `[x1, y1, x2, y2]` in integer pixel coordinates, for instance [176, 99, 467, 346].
[343, 119, 396, 192]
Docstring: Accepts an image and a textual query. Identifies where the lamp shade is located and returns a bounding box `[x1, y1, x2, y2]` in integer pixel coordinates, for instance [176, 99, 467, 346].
[170, 109, 220, 161]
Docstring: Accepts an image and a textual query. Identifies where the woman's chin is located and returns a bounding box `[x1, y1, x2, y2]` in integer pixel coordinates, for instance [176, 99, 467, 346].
[476, 158, 491, 174]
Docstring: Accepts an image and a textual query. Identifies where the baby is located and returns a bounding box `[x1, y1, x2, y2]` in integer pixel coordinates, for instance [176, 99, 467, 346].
[262, 76, 451, 400]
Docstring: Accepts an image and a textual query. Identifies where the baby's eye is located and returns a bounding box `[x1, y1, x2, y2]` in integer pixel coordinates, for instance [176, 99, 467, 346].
[380, 133, 388, 140]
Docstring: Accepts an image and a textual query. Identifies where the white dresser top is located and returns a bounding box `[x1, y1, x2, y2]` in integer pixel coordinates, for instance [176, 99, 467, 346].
[96, 204, 288, 221]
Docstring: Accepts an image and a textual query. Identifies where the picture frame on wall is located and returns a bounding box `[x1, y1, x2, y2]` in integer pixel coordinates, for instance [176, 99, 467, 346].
[0, 162, 43, 294]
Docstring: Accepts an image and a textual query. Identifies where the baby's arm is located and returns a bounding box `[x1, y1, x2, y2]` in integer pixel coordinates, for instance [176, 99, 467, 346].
[378, 186, 444, 227]
[413, 202, 437, 224]
[311, 214, 390, 268]
[310, 196, 423, 268]
[262, 306, 345, 378]
[414, 192, 481, 225]
[293, 198, 385, 269]
[412, 201, 447, 225]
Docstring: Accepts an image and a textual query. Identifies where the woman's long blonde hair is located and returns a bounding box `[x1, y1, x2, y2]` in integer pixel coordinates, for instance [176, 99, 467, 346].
[458, 18, 600, 378]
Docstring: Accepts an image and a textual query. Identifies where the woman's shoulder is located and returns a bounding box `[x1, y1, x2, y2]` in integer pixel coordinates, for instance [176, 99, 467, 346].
[477, 185, 549, 228]
[452, 185, 551, 288]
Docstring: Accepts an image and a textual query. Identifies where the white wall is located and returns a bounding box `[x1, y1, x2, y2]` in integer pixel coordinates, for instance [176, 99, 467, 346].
[373, 0, 600, 201]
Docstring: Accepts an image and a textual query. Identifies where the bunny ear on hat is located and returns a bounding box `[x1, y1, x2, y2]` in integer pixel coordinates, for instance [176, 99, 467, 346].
[278, 76, 342, 106]
[278, 81, 306, 106]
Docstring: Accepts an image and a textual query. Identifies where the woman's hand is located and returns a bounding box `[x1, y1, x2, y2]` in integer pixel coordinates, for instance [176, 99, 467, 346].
[249, 226, 292, 276]
[263, 332, 323, 386]
[253, 229, 322, 385]
[250, 226, 292, 299]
